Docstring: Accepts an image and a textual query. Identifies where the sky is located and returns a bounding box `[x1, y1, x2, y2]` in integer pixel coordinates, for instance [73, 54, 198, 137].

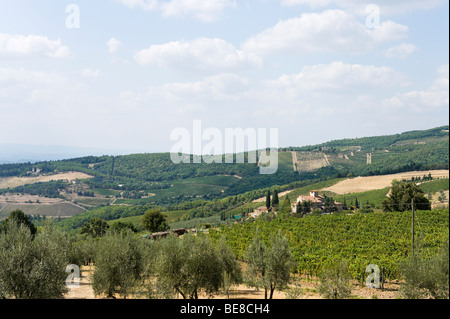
[0, 0, 449, 156]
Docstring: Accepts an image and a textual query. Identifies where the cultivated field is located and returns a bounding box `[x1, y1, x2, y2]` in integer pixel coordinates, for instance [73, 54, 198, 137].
[323, 170, 449, 195]
[0, 194, 85, 220]
[0, 171, 93, 189]
[294, 151, 329, 173]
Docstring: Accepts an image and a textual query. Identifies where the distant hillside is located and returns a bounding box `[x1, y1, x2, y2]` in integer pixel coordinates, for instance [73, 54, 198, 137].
[283, 125, 449, 177]
[0, 126, 448, 209]
[285, 125, 449, 152]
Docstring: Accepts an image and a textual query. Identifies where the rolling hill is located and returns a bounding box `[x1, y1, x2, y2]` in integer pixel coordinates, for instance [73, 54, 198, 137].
[0, 125, 448, 222]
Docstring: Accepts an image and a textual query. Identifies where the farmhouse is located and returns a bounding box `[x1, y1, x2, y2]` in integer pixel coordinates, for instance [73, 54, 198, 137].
[145, 228, 188, 240]
[292, 190, 343, 213]
[299, 190, 323, 204]
[249, 206, 271, 219]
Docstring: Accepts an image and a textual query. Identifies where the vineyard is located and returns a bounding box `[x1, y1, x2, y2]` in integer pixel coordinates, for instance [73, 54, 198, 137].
[209, 209, 449, 283]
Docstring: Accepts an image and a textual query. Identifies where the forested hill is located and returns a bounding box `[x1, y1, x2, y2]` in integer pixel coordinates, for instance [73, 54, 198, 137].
[285, 125, 449, 152]
[0, 126, 448, 206]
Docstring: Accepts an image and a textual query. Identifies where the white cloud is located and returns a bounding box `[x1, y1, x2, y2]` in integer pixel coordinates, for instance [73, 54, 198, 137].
[0, 68, 64, 88]
[159, 0, 236, 21]
[107, 38, 122, 53]
[80, 68, 102, 78]
[0, 33, 72, 59]
[149, 73, 249, 101]
[280, 0, 446, 15]
[382, 64, 449, 111]
[242, 10, 409, 55]
[114, 0, 236, 21]
[385, 43, 419, 59]
[134, 37, 262, 71]
[264, 61, 409, 92]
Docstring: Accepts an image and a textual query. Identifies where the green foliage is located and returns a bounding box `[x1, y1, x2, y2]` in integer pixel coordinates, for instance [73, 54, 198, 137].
[210, 209, 449, 282]
[334, 188, 390, 209]
[286, 126, 449, 177]
[141, 209, 169, 233]
[245, 230, 293, 299]
[318, 259, 352, 299]
[0, 180, 66, 198]
[0, 209, 37, 236]
[266, 190, 271, 209]
[382, 181, 431, 212]
[419, 178, 449, 194]
[152, 234, 239, 299]
[290, 125, 449, 153]
[56, 204, 155, 232]
[92, 231, 145, 299]
[399, 239, 449, 299]
[0, 222, 71, 299]
[272, 190, 279, 207]
[110, 221, 138, 235]
[80, 218, 110, 238]
[280, 197, 292, 215]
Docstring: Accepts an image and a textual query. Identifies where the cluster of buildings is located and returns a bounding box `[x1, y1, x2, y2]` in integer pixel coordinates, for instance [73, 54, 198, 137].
[291, 190, 343, 213]
[251, 190, 343, 218]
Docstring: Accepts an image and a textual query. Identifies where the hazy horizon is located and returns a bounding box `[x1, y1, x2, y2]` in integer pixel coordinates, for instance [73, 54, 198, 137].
[1, 124, 448, 164]
[1, 1, 449, 156]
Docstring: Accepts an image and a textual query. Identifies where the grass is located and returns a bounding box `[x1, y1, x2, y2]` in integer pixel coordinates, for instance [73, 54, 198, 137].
[90, 175, 241, 206]
[277, 151, 295, 172]
[92, 188, 121, 196]
[149, 175, 240, 201]
[419, 178, 449, 194]
[333, 187, 391, 208]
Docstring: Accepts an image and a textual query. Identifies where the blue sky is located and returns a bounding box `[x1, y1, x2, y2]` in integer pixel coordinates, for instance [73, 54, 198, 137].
[0, 0, 448, 155]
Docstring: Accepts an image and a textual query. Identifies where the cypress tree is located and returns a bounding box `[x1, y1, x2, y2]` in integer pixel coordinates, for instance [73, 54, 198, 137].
[272, 190, 279, 207]
[266, 190, 271, 209]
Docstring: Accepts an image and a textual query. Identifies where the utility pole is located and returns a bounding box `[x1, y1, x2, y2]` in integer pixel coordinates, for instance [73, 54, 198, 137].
[411, 198, 415, 258]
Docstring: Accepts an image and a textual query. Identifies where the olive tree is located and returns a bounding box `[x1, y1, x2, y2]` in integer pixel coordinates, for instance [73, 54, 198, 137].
[318, 259, 352, 299]
[0, 210, 37, 235]
[0, 222, 71, 299]
[91, 231, 144, 299]
[216, 237, 242, 299]
[400, 239, 449, 299]
[245, 230, 293, 299]
[153, 233, 239, 299]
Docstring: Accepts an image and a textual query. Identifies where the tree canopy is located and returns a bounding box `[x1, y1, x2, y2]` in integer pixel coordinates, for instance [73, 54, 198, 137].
[141, 209, 169, 233]
[382, 180, 431, 212]
[0, 210, 37, 236]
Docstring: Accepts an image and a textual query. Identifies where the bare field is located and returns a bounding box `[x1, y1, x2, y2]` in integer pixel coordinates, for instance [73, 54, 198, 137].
[324, 170, 449, 195]
[0, 171, 93, 189]
[0, 194, 64, 204]
[65, 266, 400, 300]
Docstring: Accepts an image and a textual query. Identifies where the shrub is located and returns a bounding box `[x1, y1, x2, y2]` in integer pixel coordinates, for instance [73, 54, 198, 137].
[318, 259, 352, 299]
